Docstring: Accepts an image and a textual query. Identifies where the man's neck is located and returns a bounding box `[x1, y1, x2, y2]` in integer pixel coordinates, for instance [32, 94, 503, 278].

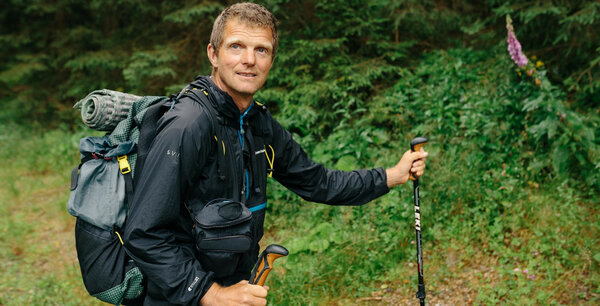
[210, 75, 253, 113]
[231, 95, 252, 113]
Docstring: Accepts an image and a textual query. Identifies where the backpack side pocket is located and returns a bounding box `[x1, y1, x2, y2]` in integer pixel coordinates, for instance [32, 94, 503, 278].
[75, 218, 145, 304]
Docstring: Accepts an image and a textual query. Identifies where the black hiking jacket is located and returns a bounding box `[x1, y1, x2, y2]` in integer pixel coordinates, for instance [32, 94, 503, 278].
[123, 76, 390, 305]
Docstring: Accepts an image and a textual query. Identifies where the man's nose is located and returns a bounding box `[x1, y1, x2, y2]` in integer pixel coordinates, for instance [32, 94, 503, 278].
[241, 49, 256, 66]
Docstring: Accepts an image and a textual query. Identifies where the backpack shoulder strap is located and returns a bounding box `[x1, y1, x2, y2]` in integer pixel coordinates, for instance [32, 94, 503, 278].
[182, 88, 229, 183]
[132, 98, 173, 187]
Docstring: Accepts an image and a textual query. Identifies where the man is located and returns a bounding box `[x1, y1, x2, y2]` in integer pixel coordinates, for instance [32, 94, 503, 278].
[124, 3, 428, 305]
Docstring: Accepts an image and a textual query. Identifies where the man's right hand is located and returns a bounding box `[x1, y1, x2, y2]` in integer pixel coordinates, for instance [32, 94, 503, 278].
[200, 280, 269, 306]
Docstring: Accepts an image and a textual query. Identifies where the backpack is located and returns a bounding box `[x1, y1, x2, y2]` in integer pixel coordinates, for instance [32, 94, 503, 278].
[68, 87, 225, 305]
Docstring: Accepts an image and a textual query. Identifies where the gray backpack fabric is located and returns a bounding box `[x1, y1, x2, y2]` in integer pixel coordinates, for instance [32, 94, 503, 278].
[67, 137, 135, 231]
[68, 95, 165, 230]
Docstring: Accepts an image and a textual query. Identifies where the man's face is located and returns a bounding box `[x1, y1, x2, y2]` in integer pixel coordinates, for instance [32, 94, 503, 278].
[208, 18, 274, 106]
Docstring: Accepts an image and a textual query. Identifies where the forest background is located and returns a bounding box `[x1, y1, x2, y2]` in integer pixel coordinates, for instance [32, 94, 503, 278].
[1, 0, 599, 304]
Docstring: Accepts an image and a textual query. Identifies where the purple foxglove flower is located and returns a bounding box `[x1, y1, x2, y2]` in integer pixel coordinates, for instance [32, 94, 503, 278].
[506, 16, 528, 67]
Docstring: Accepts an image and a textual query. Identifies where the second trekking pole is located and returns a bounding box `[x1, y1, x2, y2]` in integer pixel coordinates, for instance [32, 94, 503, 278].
[410, 137, 428, 306]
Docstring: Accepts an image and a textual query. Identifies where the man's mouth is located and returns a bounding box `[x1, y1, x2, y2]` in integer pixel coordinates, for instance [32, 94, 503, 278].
[237, 72, 256, 77]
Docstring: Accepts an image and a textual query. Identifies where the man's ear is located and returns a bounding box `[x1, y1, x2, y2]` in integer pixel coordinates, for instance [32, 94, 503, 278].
[207, 43, 218, 68]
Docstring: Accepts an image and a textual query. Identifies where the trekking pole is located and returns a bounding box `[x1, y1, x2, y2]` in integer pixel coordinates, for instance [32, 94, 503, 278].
[410, 137, 428, 306]
[249, 244, 289, 286]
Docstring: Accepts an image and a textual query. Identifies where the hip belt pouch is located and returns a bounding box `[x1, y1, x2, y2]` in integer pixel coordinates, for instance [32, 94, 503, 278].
[192, 199, 253, 278]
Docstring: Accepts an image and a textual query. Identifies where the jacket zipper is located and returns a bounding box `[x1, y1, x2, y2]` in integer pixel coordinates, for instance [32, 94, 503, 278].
[239, 105, 252, 203]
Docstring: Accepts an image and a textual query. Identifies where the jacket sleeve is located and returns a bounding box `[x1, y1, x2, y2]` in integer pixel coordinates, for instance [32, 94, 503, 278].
[123, 108, 213, 305]
[270, 119, 389, 205]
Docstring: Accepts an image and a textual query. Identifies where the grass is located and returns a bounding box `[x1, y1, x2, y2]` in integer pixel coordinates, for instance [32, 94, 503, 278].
[0, 125, 103, 305]
[0, 124, 598, 305]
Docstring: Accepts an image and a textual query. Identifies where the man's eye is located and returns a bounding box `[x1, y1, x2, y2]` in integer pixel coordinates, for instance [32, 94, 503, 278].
[231, 44, 240, 49]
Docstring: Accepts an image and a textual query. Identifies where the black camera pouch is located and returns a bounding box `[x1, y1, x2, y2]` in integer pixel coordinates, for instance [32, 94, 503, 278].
[192, 199, 253, 278]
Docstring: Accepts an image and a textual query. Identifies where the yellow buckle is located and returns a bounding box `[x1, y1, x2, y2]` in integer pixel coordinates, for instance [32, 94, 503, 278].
[117, 155, 131, 174]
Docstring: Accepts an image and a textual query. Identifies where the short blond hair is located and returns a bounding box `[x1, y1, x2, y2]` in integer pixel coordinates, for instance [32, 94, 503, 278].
[210, 2, 279, 57]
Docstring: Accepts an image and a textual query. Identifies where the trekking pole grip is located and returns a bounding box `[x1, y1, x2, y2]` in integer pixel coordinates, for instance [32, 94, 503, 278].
[249, 244, 289, 286]
[410, 137, 428, 153]
[409, 137, 428, 181]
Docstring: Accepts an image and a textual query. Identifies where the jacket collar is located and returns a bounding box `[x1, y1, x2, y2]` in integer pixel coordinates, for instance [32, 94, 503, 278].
[190, 75, 261, 124]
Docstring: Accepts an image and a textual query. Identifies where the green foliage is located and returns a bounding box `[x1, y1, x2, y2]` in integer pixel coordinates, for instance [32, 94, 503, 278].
[491, 0, 600, 108]
[0, 0, 598, 304]
[397, 47, 599, 191]
[0, 0, 220, 126]
[123, 46, 179, 92]
[163, 3, 223, 26]
[2, 0, 598, 126]
[263, 44, 598, 303]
